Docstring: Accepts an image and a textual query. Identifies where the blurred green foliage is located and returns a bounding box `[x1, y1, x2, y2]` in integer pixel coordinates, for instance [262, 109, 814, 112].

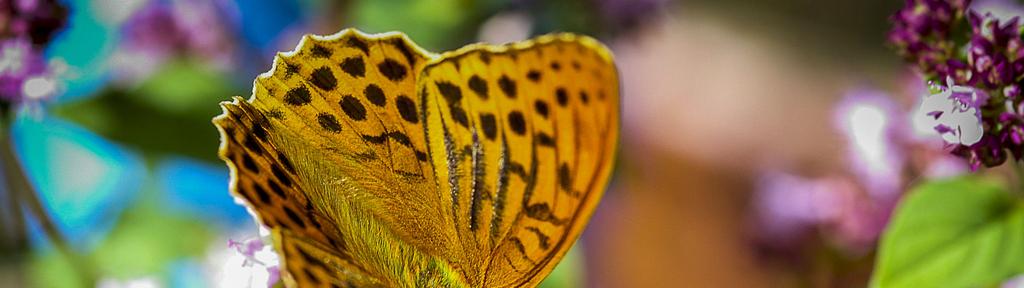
[53, 60, 245, 162]
[29, 193, 214, 287]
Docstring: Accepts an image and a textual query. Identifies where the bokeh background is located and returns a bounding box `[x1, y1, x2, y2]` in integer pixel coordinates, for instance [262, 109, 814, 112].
[0, 0, 998, 287]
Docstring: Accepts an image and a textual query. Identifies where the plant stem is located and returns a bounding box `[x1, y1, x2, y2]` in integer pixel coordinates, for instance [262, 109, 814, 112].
[0, 123, 95, 283]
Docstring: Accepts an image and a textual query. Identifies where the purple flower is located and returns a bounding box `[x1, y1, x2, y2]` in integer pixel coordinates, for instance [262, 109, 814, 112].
[834, 88, 904, 199]
[889, 0, 974, 82]
[753, 171, 853, 243]
[753, 80, 968, 252]
[0, 0, 69, 46]
[752, 169, 891, 252]
[226, 236, 281, 287]
[888, 0, 1024, 169]
[0, 0, 68, 104]
[266, 266, 280, 288]
[966, 10, 1022, 88]
[112, 0, 237, 82]
[0, 37, 61, 103]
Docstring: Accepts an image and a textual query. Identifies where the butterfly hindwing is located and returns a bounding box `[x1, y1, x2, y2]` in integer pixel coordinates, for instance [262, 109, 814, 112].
[419, 35, 619, 287]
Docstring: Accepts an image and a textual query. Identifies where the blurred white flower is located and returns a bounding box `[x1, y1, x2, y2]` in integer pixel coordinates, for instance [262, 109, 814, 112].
[213, 232, 281, 288]
[834, 89, 902, 199]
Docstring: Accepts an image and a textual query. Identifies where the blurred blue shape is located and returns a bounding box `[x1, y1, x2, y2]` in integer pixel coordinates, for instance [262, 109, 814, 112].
[168, 259, 207, 288]
[12, 114, 145, 249]
[46, 0, 116, 102]
[156, 157, 250, 227]
[234, 0, 302, 52]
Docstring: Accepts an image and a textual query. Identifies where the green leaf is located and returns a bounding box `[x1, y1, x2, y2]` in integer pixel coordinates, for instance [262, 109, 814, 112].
[871, 176, 1024, 288]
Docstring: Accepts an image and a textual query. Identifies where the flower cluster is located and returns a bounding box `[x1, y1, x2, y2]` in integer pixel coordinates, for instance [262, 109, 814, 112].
[888, 0, 973, 82]
[889, 0, 1024, 169]
[0, 0, 68, 104]
[754, 84, 966, 253]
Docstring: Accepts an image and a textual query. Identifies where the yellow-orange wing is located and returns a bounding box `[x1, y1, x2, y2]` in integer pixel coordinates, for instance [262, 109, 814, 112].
[214, 29, 619, 287]
[418, 34, 619, 287]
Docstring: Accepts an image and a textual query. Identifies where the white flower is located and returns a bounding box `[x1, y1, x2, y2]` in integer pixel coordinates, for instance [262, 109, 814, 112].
[916, 77, 986, 146]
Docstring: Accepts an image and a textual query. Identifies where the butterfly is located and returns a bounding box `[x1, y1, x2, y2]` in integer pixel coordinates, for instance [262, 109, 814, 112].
[213, 29, 619, 287]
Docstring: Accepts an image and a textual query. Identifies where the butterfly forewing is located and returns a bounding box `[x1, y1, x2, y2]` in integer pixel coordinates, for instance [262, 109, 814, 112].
[216, 30, 462, 286]
[215, 29, 618, 288]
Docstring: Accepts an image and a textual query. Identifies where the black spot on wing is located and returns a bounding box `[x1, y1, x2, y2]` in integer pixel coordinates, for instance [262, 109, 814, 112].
[340, 95, 367, 121]
[283, 205, 306, 227]
[362, 134, 387, 144]
[362, 132, 414, 148]
[317, 113, 342, 133]
[451, 107, 470, 128]
[347, 36, 370, 54]
[277, 151, 296, 174]
[242, 154, 260, 173]
[534, 100, 549, 118]
[284, 86, 311, 106]
[436, 81, 470, 128]
[377, 58, 408, 81]
[525, 226, 551, 250]
[537, 132, 555, 147]
[389, 131, 412, 146]
[310, 66, 337, 91]
[311, 44, 332, 58]
[508, 111, 526, 135]
[340, 57, 366, 78]
[268, 179, 286, 197]
[468, 75, 488, 99]
[556, 87, 568, 107]
[508, 161, 529, 181]
[284, 62, 300, 78]
[479, 113, 497, 140]
[389, 38, 418, 66]
[251, 183, 271, 203]
[364, 84, 386, 107]
[395, 95, 419, 123]
[498, 75, 517, 98]
[436, 81, 463, 104]
[526, 70, 541, 82]
[558, 162, 572, 191]
[244, 136, 264, 155]
[252, 120, 268, 141]
[550, 61, 561, 71]
[525, 202, 564, 225]
[272, 164, 293, 187]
